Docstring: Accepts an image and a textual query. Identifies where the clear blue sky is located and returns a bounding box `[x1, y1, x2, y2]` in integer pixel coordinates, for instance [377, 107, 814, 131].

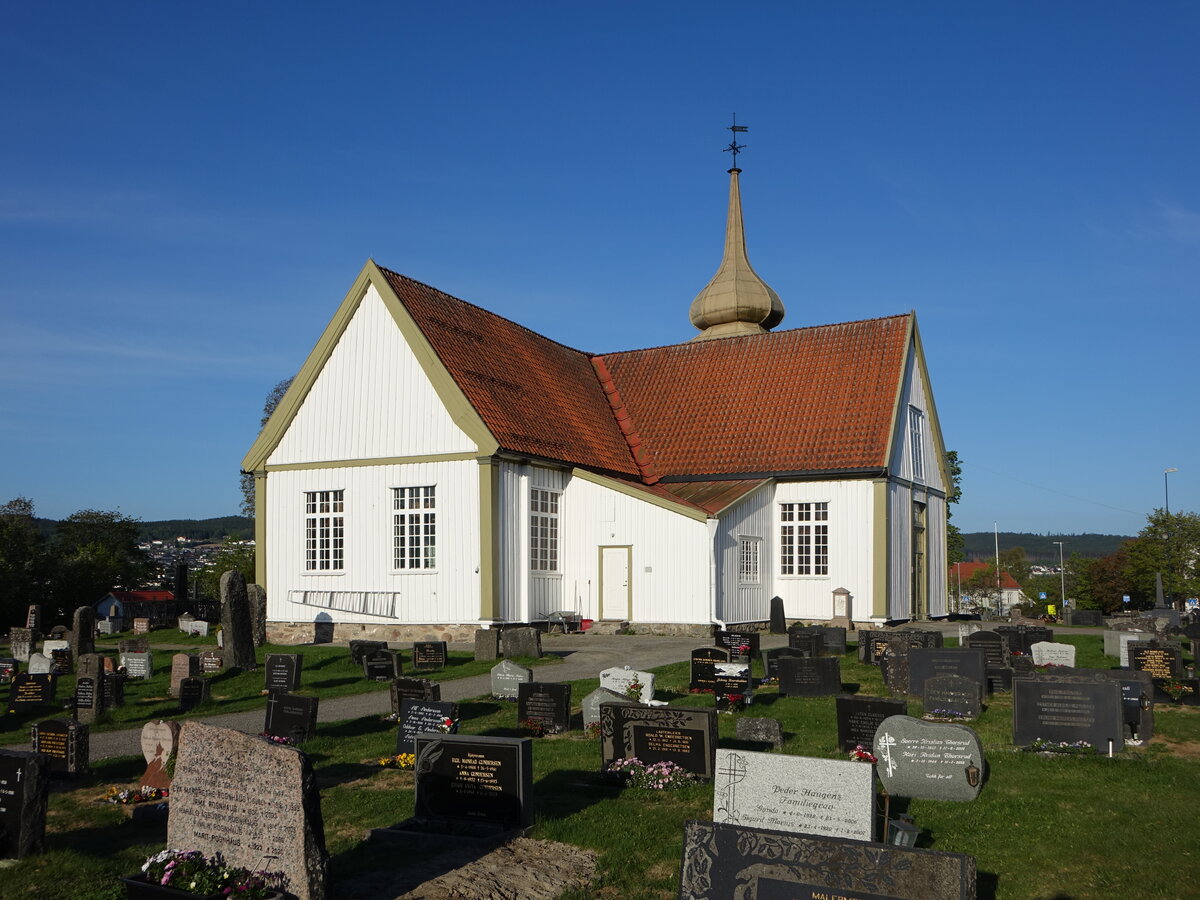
[2, 3, 1196, 537]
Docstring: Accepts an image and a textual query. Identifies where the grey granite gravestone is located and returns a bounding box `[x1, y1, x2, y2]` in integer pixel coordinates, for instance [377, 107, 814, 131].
[69, 606, 95, 659]
[678, 820, 976, 900]
[219, 570, 257, 671]
[121, 650, 153, 679]
[924, 674, 983, 719]
[1030, 641, 1076, 667]
[170, 653, 199, 698]
[734, 716, 784, 750]
[836, 695, 909, 752]
[874, 715, 985, 802]
[713, 749, 875, 840]
[95, 618, 114, 636]
[169, 721, 328, 900]
[26, 652, 52, 675]
[31, 718, 89, 776]
[413, 734, 534, 831]
[1117, 633, 1150, 667]
[600, 705, 718, 780]
[1013, 678, 1123, 753]
[599, 666, 656, 703]
[777, 656, 841, 697]
[0, 749, 50, 859]
[9, 628, 38, 662]
[489, 659, 533, 700]
[580, 687, 629, 728]
[246, 583, 268, 647]
[474, 628, 501, 661]
[500, 626, 542, 659]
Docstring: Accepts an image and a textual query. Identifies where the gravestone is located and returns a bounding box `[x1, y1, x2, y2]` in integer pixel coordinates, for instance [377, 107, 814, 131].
[713, 749, 875, 840]
[49, 648, 72, 676]
[875, 715, 985, 802]
[412, 641, 448, 671]
[264, 653, 304, 694]
[198, 649, 224, 673]
[0, 750, 50, 859]
[364, 648, 403, 681]
[836, 695, 908, 752]
[412, 734, 534, 831]
[689, 646, 729, 692]
[1012, 655, 1036, 677]
[581, 687, 630, 728]
[31, 719, 88, 776]
[178, 676, 209, 712]
[997, 624, 1053, 655]
[26, 652, 52, 675]
[0, 658, 15, 683]
[102, 671, 125, 708]
[1067, 608, 1104, 627]
[1117, 632, 1150, 667]
[73, 676, 101, 724]
[964, 631, 1008, 670]
[924, 674, 983, 719]
[169, 721, 328, 900]
[819, 625, 848, 655]
[600, 666, 656, 704]
[956, 622, 981, 644]
[264, 693, 319, 744]
[880, 638, 912, 694]
[96, 619, 115, 636]
[219, 570, 257, 671]
[777, 656, 841, 697]
[489, 660, 532, 700]
[132, 618, 150, 635]
[48, 625, 68, 640]
[787, 625, 825, 657]
[170, 653, 199, 697]
[395, 699, 460, 754]
[118, 637, 149, 654]
[140, 720, 181, 790]
[1061, 669, 1156, 741]
[769, 596, 787, 634]
[25, 604, 41, 631]
[907, 648, 987, 698]
[1128, 642, 1182, 680]
[1031, 641, 1077, 667]
[474, 629, 501, 661]
[715, 629, 760, 662]
[679, 820, 976, 900]
[517, 682, 572, 734]
[391, 677, 441, 714]
[121, 650, 153, 679]
[180, 619, 210, 637]
[902, 628, 944, 649]
[712, 662, 753, 701]
[9, 628, 38, 663]
[500, 627, 543, 659]
[761, 647, 808, 681]
[348, 640, 389, 666]
[246, 583, 268, 647]
[734, 717, 784, 750]
[40, 638, 68, 657]
[857, 629, 892, 665]
[7, 674, 56, 714]
[1013, 678, 1124, 753]
[76, 652, 103, 684]
[600, 704, 718, 780]
[69, 606, 95, 658]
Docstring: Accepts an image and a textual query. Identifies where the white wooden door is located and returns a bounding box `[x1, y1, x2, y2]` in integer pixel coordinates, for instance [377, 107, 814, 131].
[600, 546, 631, 620]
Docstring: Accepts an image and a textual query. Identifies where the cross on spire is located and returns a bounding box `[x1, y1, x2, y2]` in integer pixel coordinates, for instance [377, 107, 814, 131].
[724, 114, 748, 169]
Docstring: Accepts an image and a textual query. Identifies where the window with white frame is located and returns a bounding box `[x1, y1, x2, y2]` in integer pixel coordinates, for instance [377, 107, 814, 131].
[304, 490, 344, 571]
[779, 501, 829, 575]
[392, 486, 436, 570]
[909, 406, 926, 482]
[530, 488, 560, 572]
[738, 537, 762, 584]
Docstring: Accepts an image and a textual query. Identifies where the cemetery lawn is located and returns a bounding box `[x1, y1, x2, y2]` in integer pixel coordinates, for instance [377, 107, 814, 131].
[4, 633, 1198, 899]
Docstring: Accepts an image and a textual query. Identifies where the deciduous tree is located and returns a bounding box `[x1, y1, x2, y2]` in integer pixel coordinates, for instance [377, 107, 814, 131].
[0, 497, 49, 625]
[240, 376, 295, 517]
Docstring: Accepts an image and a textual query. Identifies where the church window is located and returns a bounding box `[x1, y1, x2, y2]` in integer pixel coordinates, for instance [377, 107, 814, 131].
[393, 486, 436, 570]
[909, 406, 926, 482]
[304, 490, 344, 571]
[779, 502, 828, 576]
[738, 537, 762, 583]
[530, 488, 560, 572]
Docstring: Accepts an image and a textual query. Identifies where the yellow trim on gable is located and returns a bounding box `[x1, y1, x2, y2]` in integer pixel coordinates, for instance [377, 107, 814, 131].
[264, 452, 479, 473]
[254, 473, 267, 588]
[478, 458, 501, 621]
[570, 468, 711, 522]
[872, 479, 889, 619]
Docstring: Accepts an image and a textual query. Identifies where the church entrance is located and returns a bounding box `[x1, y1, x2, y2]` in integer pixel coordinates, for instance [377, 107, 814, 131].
[599, 546, 631, 620]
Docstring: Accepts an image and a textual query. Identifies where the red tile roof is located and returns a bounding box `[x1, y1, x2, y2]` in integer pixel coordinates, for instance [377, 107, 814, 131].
[950, 562, 1023, 591]
[380, 266, 912, 486]
[106, 590, 175, 603]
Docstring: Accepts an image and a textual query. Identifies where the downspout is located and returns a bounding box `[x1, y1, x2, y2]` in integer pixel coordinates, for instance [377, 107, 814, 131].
[708, 516, 725, 629]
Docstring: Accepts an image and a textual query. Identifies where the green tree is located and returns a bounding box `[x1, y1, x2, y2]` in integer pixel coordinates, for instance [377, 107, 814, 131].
[50, 509, 152, 614]
[1074, 544, 1131, 614]
[0, 497, 50, 625]
[945, 450, 964, 564]
[240, 376, 295, 517]
[1123, 510, 1200, 609]
[961, 563, 1001, 614]
[194, 538, 256, 601]
[998, 546, 1031, 587]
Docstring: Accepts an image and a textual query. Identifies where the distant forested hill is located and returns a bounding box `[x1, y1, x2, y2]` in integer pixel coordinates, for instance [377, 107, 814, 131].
[962, 532, 1132, 563]
[30, 515, 253, 542]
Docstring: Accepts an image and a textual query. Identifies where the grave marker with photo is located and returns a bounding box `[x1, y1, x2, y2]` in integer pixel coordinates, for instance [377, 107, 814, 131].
[689, 647, 729, 692]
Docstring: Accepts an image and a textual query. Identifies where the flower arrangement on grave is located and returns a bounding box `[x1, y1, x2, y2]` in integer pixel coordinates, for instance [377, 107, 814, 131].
[435, 716, 455, 733]
[105, 785, 169, 805]
[687, 687, 715, 695]
[923, 708, 970, 721]
[382, 711, 401, 723]
[849, 744, 877, 764]
[1034, 663, 1067, 670]
[1159, 679, 1193, 702]
[623, 678, 644, 702]
[605, 757, 698, 790]
[1026, 738, 1093, 756]
[584, 721, 602, 739]
[377, 753, 415, 769]
[715, 693, 747, 713]
[259, 732, 293, 746]
[132, 849, 287, 899]
[520, 717, 558, 737]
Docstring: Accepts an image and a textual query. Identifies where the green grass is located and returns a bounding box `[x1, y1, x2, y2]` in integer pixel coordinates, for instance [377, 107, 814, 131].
[3, 635, 1199, 899]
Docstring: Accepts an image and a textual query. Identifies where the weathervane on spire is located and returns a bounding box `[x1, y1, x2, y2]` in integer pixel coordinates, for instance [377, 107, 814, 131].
[724, 113, 748, 169]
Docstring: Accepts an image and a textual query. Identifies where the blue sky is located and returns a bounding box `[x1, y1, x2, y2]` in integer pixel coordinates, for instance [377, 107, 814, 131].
[1, 3, 1196, 536]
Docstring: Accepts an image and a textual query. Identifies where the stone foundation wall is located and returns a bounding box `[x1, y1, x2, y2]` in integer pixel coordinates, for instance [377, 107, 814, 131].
[266, 622, 482, 645]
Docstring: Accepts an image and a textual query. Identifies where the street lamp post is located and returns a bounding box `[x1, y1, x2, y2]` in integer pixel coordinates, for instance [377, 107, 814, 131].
[1052, 541, 1066, 615]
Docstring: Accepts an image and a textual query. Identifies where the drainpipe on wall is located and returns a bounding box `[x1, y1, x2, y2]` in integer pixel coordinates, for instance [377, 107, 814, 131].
[707, 517, 725, 630]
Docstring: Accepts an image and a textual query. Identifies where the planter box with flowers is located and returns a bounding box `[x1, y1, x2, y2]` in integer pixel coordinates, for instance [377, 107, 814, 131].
[121, 849, 287, 900]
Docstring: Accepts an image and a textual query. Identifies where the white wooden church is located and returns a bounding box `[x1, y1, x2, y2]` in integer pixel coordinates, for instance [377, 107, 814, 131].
[243, 165, 950, 642]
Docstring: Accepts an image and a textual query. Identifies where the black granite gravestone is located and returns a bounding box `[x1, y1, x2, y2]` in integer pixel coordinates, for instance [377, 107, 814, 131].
[348, 640, 389, 667]
[819, 625, 848, 655]
[0, 749, 50, 859]
[391, 677, 440, 714]
[986, 667, 1013, 694]
[516, 682, 571, 734]
[715, 630, 760, 662]
[73, 676, 101, 724]
[1128, 642, 1182, 680]
[364, 650, 403, 682]
[1013, 678, 1123, 752]
[102, 671, 125, 709]
[412, 641, 448, 671]
[31, 719, 88, 775]
[836, 695, 909, 752]
[600, 704, 718, 780]
[964, 631, 1008, 670]
[413, 734, 534, 831]
[857, 630, 893, 665]
[263, 693, 318, 744]
[178, 676, 210, 712]
[712, 662, 753, 699]
[908, 648, 987, 698]
[6, 674, 56, 714]
[264, 654, 303, 694]
[1067, 609, 1104, 627]
[396, 699, 460, 753]
[787, 626, 825, 657]
[923, 674, 983, 719]
[769, 596, 787, 634]
[778, 657, 842, 697]
[761, 647, 809, 681]
[689, 647, 729, 692]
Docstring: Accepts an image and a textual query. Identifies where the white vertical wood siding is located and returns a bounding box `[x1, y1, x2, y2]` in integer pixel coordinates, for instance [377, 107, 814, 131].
[266, 460, 481, 624]
[714, 483, 772, 624]
[887, 483, 913, 620]
[268, 285, 477, 466]
[557, 478, 711, 624]
[495, 463, 570, 623]
[926, 493, 948, 617]
[889, 345, 944, 494]
[770, 480, 876, 621]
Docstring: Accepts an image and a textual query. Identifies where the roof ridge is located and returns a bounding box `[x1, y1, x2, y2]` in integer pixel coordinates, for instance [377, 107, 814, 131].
[591, 356, 660, 485]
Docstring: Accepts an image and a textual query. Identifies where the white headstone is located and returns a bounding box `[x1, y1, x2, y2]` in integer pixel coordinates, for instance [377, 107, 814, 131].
[27, 652, 52, 674]
[40, 640, 69, 656]
[599, 666, 655, 704]
[1030, 641, 1076, 667]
